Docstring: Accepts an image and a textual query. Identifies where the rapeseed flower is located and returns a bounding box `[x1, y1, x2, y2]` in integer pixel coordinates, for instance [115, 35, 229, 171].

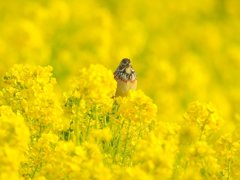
[1, 64, 68, 138]
[0, 63, 239, 179]
[0, 0, 240, 179]
[0, 106, 29, 179]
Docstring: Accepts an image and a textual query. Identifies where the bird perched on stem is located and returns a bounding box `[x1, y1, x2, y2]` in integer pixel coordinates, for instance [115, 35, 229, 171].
[114, 58, 137, 97]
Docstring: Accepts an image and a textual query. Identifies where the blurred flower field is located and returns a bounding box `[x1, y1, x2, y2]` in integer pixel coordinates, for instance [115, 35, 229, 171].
[0, 0, 240, 179]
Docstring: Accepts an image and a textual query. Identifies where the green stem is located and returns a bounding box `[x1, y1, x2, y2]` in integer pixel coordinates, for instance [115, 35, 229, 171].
[122, 118, 131, 165]
[75, 116, 80, 145]
[227, 159, 231, 180]
[112, 119, 125, 164]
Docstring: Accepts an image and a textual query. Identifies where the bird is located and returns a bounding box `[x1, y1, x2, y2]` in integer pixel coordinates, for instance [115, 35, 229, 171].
[114, 58, 137, 97]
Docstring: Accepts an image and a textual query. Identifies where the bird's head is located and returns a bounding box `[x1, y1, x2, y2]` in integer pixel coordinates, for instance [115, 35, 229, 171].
[119, 58, 132, 74]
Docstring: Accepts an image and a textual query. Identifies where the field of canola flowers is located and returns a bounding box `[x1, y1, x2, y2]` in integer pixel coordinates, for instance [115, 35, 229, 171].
[1, 0, 240, 179]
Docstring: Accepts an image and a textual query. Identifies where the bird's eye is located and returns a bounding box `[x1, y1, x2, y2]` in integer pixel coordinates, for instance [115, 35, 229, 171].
[121, 58, 130, 65]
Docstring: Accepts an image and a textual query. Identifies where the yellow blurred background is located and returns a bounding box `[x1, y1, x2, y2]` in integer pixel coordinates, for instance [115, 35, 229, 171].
[0, 0, 239, 125]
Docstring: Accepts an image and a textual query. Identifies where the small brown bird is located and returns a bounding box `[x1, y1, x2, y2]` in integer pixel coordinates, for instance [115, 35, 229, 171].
[114, 58, 137, 97]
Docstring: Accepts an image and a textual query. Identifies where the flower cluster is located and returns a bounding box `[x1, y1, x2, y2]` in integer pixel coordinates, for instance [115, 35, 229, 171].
[1, 64, 68, 138]
[0, 64, 240, 179]
[182, 101, 222, 141]
[0, 106, 29, 179]
[0, 0, 240, 179]
[64, 65, 157, 166]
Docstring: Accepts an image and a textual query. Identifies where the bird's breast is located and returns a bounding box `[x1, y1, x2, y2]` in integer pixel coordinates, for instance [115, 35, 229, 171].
[115, 79, 137, 96]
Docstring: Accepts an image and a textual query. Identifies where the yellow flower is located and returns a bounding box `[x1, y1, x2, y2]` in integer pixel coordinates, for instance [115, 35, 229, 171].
[92, 127, 112, 142]
[68, 64, 116, 104]
[116, 90, 157, 124]
[106, 90, 158, 165]
[37, 141, 112, 180]
[215, 134, 240, 178]
[64, 64, 116, 144]
[0, 105, 29, 179]
[132, 122, 178, 179]
[20, 132, 59, 179]
[2, 64, 69, 137]
[183, 101, 222, 140]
